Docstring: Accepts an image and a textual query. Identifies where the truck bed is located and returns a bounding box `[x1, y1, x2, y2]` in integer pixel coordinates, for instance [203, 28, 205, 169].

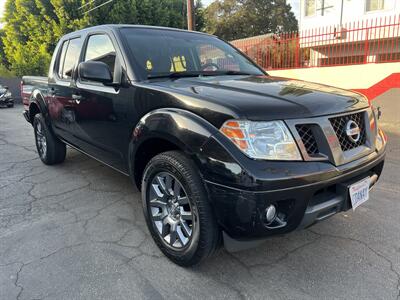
[21, 76, 48, 108]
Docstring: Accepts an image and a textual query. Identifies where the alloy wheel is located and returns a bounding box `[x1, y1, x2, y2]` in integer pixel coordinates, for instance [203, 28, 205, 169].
[35, 122, 47, 159]
[148, 172, 195, 249]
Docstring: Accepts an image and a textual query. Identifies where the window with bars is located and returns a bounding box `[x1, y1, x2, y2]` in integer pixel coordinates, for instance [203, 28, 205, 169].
[305, 0, 316, 16]
[366, 0, 385, 11]
[305, 0, 336, 17]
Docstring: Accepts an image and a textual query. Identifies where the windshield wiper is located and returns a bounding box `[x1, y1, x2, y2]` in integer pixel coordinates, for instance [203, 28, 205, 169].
[147, 70, 256, 80]
[213, 70, 255, 76]
[148, 71, 208, 79]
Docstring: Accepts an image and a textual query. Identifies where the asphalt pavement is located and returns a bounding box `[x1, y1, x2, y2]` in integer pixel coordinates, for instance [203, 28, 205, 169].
[1, 105, 399, 300]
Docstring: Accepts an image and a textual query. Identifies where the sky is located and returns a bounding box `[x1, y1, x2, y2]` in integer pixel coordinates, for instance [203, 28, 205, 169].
[287, 0, 301, 20]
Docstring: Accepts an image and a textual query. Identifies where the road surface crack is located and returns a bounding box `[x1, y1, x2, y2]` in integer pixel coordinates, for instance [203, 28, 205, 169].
[309, 229, 400, 299]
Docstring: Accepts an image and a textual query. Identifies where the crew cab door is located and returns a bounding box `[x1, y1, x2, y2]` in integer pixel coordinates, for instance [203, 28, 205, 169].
[48, 37, 83, 143]
[72, 32, 132, 173]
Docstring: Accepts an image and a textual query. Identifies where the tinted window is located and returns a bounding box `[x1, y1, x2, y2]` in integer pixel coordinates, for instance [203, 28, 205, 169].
[120, 28, 263, 79]
[197, 44, 240, 71]
[62, 38, 82, 79]
[57, 41, 69, 78]
[84, 34, 116, 76]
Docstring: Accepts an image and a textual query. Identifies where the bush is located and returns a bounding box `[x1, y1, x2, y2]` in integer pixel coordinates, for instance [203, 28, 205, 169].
[0, 64, 15, 78]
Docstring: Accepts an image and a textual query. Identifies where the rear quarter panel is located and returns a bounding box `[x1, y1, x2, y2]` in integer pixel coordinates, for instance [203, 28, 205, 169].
[21, 76, 48, 111]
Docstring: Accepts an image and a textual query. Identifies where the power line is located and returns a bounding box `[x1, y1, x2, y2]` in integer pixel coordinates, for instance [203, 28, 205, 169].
[82, 0, 114, 14]
[78, 0, 97, 10]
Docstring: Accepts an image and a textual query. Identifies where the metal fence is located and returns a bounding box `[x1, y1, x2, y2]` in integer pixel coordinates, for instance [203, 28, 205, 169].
[231, 14, 400, 70]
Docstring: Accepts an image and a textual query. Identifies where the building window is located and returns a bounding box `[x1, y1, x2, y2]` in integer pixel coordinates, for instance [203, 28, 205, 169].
[366, 0, 385, 11]
[305, 0, 316, 16]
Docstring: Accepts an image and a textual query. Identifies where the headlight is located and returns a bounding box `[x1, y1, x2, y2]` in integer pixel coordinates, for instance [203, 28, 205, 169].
[220, 120, 302, 160]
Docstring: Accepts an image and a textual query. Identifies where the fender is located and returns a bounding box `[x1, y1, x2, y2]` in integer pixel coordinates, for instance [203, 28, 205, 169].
[128, 108, 221, 184]
[28, 89, 49, 123]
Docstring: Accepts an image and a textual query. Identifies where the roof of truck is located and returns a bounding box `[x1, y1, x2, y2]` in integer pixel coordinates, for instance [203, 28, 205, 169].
[62, 24, 214, 39]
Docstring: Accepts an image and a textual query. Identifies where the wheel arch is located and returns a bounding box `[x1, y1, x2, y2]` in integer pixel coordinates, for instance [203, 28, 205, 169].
[28, 89, 48, 123]
[128, 108, 219, 189]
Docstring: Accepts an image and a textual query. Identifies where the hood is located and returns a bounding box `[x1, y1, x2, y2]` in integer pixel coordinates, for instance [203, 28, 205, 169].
[150, 75, 369, 122]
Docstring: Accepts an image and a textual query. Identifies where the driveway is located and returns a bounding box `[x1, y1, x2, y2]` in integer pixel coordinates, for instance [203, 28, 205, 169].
[1, 106, 399, 300]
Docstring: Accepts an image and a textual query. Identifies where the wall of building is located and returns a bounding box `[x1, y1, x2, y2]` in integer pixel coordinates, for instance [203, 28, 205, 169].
[269, 62, 400, 123]
[268, 62, 399, 90]
[311, 39, 400, 62]
[299, 0, 400, 32]
[372, 88, 400, 125]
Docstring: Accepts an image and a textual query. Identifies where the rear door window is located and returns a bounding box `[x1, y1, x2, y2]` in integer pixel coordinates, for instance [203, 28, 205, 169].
[57, 41, 69, 78]
[61, 38, 82, 79]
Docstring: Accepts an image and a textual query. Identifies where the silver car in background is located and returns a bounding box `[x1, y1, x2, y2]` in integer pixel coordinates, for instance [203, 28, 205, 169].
[0, 85, 13, 108]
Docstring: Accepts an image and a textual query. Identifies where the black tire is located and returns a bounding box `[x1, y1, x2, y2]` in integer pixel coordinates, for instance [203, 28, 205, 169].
[7, 102, 13, 108]
[33, 113, 66, 165]
[141, 151, 220, 266]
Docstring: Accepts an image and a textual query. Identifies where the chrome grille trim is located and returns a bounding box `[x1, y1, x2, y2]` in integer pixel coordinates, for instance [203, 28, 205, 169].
[286, 108, 376, 166]
[295, 124, 319, 156]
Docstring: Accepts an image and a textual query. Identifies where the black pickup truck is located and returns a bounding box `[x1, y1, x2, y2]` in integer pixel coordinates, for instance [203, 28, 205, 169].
[22, 25, 386, 266]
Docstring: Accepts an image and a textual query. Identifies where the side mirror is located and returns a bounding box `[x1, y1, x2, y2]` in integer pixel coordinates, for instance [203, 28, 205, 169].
[78, 61, 113, 84]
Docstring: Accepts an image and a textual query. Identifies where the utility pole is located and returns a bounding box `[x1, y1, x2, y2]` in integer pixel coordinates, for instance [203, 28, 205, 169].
[187, 0, 194, 31]
[340, 0, 344, 26]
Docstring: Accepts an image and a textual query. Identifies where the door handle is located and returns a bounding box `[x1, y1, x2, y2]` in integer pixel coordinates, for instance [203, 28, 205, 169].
[48, 88, 56, 97]
[72, 94, 83, 104]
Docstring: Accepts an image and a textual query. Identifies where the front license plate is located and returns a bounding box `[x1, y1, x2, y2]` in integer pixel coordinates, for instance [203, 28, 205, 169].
[349, 177, 370, 210]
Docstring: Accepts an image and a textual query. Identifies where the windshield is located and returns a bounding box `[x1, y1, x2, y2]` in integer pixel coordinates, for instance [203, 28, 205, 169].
[120, 28, 264, 79]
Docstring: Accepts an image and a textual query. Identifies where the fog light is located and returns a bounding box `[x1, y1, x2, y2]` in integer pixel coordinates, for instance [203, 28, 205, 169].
[265, 205, 277, 224]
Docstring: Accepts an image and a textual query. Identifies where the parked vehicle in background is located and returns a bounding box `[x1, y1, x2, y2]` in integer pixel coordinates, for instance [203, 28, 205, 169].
[21, 25, 387, 266]
[0, 85, 14, 108]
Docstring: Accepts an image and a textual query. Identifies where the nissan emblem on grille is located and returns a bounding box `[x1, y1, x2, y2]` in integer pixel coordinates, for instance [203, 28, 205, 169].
[329, 112, 366, 152]
[345, 120, 361, 143]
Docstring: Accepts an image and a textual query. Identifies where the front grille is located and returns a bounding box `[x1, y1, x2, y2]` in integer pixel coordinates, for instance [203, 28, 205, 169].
[296, 124, 319, 155]
[329, 112, 366, 151]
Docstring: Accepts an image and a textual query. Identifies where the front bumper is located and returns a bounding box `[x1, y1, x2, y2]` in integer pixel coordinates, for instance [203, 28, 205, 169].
[200, 134, 386, 243]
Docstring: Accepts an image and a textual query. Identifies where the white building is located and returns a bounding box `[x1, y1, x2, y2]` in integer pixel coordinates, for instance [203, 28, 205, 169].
[297, 0, 400, 67]
[298, 0, 400, 32]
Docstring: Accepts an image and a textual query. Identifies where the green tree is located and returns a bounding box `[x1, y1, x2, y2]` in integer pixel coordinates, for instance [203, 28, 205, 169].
[0, 29, 14, 77]
[0, 30, 9, 68]
[2, 0, 50, 76]
[87, 0, 189, 29]
[194, 0, 205, 31]
[204, 0, 298, 40]
[204, 0, 248, 41]
[244, 0, 298, 35]
[2, 0, 89, 76]
[78, 0, 205, 31]
[1, 0, 206, 76]
[88, 0, 139, 25]
[2, 0, 87, 76]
